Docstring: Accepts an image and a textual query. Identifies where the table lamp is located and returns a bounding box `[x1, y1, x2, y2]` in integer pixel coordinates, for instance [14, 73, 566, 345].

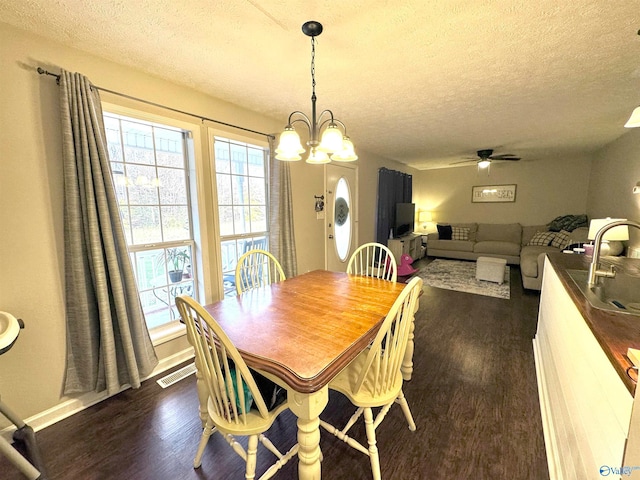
[587, 218, 629, 256]
[418, 211, 432, 230]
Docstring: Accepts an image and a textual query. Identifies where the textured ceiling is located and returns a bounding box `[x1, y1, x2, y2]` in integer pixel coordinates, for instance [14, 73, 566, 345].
[2, 1, 640, 169]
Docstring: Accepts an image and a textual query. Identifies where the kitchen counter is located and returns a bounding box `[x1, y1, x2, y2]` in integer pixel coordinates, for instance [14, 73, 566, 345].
[546, 253, 640, 395]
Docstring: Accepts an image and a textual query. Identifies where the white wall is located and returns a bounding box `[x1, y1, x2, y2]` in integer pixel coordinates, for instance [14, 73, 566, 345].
[587, 128, 640, 250]
[412, 154, 592, 229]
[0, 22, 410, 428]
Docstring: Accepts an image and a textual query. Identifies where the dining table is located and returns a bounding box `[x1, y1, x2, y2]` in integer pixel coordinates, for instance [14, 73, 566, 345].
[200, 269, 409, 480]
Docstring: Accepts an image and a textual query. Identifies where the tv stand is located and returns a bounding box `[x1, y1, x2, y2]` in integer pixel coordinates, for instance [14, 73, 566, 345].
[388, 233, 423, 263]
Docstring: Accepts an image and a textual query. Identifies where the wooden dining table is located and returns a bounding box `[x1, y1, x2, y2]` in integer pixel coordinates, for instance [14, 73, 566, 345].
[201, 269, 408, 480]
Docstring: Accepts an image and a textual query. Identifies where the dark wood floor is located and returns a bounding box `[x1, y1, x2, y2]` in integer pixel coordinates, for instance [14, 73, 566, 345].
[2, 258, 549, 479]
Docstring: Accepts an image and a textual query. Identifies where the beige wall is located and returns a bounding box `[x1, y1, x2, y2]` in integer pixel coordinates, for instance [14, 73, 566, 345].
[587, 128, 640, 250]
[412, 155, 592, 230]
[288, 149, 413, 273]
[0, 22, 409, 427]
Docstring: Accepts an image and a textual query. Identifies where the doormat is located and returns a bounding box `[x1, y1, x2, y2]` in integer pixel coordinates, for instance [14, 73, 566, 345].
[417, 259, 510, 299]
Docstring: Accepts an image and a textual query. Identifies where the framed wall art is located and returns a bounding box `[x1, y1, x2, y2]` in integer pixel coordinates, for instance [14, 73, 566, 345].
[471, 184, 517, 203]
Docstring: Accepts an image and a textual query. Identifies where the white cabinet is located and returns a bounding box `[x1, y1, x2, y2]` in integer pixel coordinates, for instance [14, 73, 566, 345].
[388, 234, 423, 263]
[533, 261, 634, 480]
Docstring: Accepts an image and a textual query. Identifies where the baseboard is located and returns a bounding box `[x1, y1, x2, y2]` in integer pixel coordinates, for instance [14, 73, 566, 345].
[1, 347, 194, 443]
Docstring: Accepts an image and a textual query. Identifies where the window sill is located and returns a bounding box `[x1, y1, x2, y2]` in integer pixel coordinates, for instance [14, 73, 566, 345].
[149, 321, 187, 346]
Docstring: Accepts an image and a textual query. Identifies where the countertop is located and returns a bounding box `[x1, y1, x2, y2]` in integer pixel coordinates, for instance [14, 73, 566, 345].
[546, 253, 640, 395]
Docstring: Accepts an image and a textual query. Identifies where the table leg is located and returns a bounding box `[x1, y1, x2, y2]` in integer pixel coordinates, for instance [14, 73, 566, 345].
[401, 297, 419, 381]
[287, 387, 329, 480]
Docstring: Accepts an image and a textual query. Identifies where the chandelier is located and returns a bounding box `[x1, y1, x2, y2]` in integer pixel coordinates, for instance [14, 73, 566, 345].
[275, 21, 358, 164]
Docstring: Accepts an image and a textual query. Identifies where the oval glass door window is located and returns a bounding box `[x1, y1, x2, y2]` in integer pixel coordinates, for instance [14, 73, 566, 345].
[334, 176, 351, 261]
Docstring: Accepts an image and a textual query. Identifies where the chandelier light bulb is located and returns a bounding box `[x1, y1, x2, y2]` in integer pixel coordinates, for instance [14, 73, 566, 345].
[275, 127, 305, 161]
[318, 123, 344, 152]
[331, 136, 358, 162]
[306, 147, 331, 164]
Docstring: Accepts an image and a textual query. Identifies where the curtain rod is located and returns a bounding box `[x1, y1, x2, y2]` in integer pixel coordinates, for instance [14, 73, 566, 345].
[36, 67, 275, 140]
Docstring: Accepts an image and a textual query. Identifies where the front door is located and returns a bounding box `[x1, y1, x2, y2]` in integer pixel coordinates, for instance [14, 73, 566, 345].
[325, 163, 357, 271]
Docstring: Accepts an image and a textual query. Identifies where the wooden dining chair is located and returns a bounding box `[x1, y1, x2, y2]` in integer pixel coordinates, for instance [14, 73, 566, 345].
[235, 249, 286, 295]
[319, 276, 423, 480]
[175, 296, 298, 479]
[347, 242, 398, 282]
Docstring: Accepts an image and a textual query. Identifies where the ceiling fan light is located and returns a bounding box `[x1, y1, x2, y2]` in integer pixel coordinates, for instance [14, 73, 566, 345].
[331, 137, 358, 162]
[275, 127, 305, 160]
[477, 159, 491, 169]
[306, 148, 331, 164]
[318, 124, 344, 152]
[624, 106, 640, 128]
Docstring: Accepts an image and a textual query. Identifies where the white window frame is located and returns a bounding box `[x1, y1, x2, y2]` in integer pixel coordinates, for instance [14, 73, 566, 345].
[208, 128, 270, 298]
[102, 102, 211, 345]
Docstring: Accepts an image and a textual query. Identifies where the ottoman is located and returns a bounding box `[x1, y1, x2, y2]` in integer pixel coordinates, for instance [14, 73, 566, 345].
[476, 256, 507, 284]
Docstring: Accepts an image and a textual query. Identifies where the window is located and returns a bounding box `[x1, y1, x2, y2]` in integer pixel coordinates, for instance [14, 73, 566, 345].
[104, 112, 198, 331]
[334, 177, 352, 261]
[213, 136, 269, 297]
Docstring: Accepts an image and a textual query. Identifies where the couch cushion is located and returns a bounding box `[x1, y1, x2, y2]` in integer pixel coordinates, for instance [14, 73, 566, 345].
[528, 231, 557, 246]
[476, 223, 522, 244]
[436, 224, 452, 240]
[520, 246, 557, 277]
[473, 241, 521, 256]
[568, 227, 589, 245]
[429, 239, 474, 252]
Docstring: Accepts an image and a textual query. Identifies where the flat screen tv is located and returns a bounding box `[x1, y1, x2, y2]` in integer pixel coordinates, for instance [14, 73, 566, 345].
[394, 203, 415, 237]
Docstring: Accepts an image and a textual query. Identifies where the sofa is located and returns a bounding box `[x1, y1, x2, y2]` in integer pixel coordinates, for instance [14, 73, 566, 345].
[519, 225, 588, 290]
[428, 222, 589, 290]
[429, 223, 522, 265]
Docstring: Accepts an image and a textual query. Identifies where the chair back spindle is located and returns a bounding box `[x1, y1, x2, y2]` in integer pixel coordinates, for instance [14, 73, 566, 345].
[235, 249, 286, 295]
[176, 296, 270, 423]
[347, 243, 397, 282]
[353, 276, 422, 396]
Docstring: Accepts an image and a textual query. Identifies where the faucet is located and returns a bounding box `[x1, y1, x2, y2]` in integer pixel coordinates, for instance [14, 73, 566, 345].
[587, 220, 640, 287]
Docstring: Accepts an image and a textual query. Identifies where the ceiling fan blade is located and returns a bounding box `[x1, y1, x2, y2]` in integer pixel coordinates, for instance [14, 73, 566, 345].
[490, 154, 520, 160]
[450, 159, 478, 165]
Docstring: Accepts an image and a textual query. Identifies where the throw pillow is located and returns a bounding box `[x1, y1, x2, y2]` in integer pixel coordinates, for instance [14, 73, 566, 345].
[550, 229, 571, 249]
[528, 231, 557, 246]
[437, 224, 452, 240]
[451, 226, 470, 241]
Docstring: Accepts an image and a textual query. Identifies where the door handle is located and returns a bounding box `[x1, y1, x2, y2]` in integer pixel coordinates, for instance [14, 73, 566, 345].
[328, 234, 334, 239]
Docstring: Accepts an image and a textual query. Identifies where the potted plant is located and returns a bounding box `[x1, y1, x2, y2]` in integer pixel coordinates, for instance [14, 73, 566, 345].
[160, 248, 190, 283]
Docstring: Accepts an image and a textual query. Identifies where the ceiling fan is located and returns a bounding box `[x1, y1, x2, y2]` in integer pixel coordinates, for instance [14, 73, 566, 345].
[452, 149, 521, 168]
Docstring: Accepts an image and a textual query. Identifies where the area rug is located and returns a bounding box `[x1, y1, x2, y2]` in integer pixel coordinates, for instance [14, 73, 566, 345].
[417, 259, 510, 299]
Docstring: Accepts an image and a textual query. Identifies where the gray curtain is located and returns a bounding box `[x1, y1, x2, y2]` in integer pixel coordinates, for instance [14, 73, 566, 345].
[268, 137, 298, 278]
[375, 168, 413, 245]
[59, 70, 158, 395]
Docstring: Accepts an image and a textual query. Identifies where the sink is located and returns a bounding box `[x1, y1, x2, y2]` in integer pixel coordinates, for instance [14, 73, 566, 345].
[567, 269, 640, 316]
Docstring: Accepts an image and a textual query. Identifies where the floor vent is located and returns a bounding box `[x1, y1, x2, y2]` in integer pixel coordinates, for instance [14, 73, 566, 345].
[156, 362, 197, 389]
